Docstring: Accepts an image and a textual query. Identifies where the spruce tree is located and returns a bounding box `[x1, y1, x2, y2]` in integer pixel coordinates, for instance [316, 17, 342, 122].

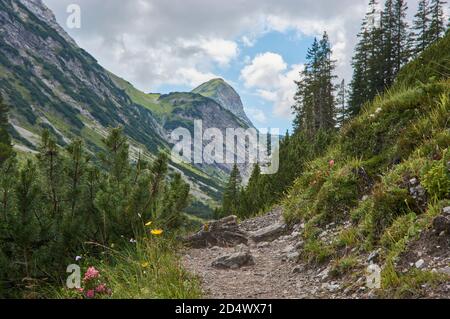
[0, 94, 13, 164]
[336, 79, 349, 127]
[222, 164, 242, 216]
[392, 0, 411, 75]
[349, 0, 384, 116]
[428, 0, 447, 42]
[413, 0, 432, 54]
[293, 32, 336, 135]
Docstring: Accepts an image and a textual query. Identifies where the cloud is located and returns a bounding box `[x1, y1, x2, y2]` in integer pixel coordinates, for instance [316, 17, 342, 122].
[241, 52, 287, 89]
[42, 0, 380, 92]
[241, 53, 303, 118]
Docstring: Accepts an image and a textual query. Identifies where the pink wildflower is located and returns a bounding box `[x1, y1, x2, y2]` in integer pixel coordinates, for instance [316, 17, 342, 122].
[95, 283, 107, 293]
[83, 266, 100, 282]
[329, 160, 335, 168]
[85, 289, 95, 299]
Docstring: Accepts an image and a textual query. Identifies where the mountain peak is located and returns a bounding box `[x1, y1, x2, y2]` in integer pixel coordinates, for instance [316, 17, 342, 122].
[192, 79, 254, 128]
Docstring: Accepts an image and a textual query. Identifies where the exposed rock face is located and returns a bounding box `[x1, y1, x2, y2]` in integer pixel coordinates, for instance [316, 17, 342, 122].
[184, 216, 249, 248]
[192, 78, 254, 128]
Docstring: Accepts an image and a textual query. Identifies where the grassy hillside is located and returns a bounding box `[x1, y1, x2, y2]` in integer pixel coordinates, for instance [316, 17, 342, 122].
[283, 34, 450, 298]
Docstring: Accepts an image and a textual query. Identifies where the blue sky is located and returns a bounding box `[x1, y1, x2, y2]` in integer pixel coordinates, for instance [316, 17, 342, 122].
[43, 0, 426, 133]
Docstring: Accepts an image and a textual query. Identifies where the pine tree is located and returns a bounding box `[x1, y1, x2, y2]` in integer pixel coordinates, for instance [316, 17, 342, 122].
[37, 129, 64, 219]
[382, 0, 396, 87]
[222, 164, 242, 216]
[239, 163, 261, 218]
[0, 94, 13, 164]
[413, 0, 432, 54]
[336, 79, 349, 127]
[429, 0, 447, 42]
[293, 32, 336, 135]
[349, 0, 384, 116]
[392, 0, 411, 75]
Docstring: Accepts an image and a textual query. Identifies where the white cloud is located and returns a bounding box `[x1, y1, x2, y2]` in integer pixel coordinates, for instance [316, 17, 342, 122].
[241, 52, 303, 118]
[241, 52, 287, 89]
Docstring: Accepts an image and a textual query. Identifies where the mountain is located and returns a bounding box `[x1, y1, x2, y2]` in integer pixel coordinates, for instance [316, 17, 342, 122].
[0, 0, 255, 217]
[192, 78, 254, 128]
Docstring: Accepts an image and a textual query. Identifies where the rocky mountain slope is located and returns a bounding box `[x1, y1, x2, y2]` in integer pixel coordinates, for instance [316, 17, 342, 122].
[192, 78, 254, 128]
[0, 0, 256, 216]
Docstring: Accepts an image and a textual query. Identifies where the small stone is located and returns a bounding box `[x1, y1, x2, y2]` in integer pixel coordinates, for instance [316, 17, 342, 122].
[415, 259, 425, 269]
[291, 231, 300, 238]
[286, 252, 300, 262]
[367, 249, 381, 264]
[443, 206, 450, 216]
[409, 178, 418, 186]
[319, 267, 331, 281]
[322, 282, 340, 292]
[432, 215, 450, 233]
[437, 266, 450, 276]
[292, 265, 304, 274]
[294, 241, 304, 250]
[256, 242, 269, 249]
[362, 195, 369, 201]
[282, 245, 296, 254]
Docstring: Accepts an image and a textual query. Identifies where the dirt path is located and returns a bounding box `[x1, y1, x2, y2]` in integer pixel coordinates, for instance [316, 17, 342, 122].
[182, 208, 351, 299]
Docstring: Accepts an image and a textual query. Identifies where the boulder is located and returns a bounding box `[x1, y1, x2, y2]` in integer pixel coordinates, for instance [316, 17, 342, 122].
[211, 251, 255, 269]
[184, 215, 248, 248]
[249, 222, 287, 243]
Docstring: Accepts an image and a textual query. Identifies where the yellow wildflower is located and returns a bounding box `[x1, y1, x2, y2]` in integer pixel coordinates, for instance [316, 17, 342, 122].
[141, 262, 149, 268]
[151, 229, 163, 236]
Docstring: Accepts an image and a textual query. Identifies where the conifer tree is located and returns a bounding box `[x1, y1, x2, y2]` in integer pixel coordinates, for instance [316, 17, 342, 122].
[428, 0, 447, 42]
[392, 0, 411, 75]
[413, 0, 432, 54]
[336, 79, 350, 127]
[349, 0, 383, 116]
[293, 32, 336, 135]
[222, 164, 242, 216]
[0, 94, 13, 164]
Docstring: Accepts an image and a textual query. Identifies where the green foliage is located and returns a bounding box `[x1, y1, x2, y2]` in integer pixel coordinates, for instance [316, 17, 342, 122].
[51, 238, 202, 299]
[0, 127, 191, 297]
[420, 150, 450, 200]
[329, 256, 359, 278]
[381, 267, 448, 298]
